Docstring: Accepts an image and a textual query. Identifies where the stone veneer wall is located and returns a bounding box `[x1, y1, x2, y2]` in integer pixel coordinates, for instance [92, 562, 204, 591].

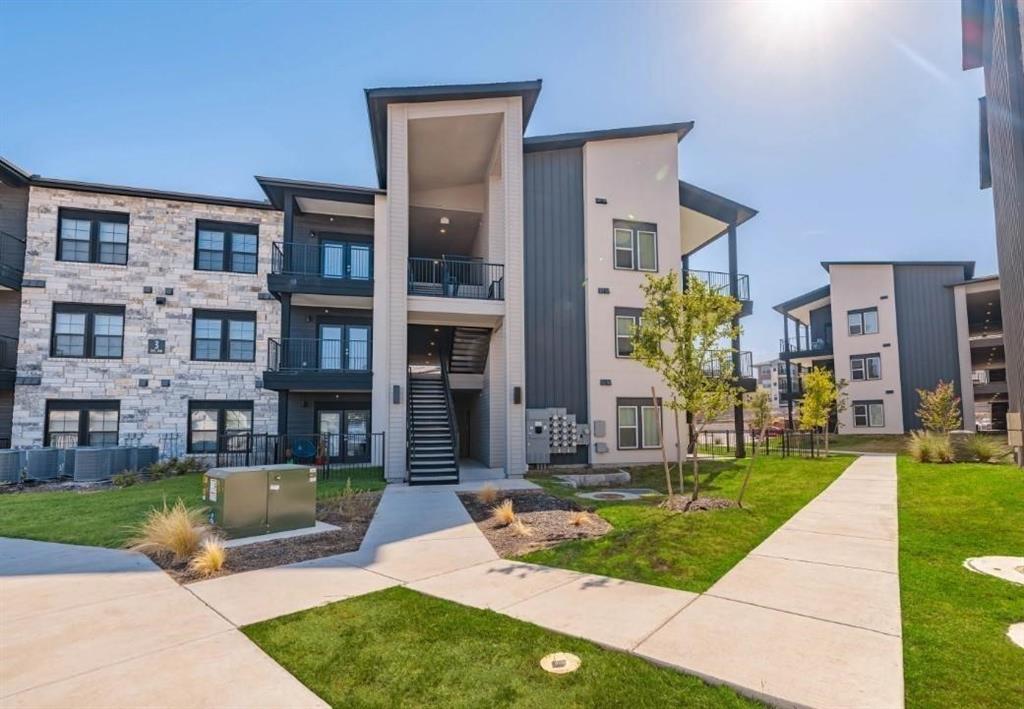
[12, 186, 282, 449]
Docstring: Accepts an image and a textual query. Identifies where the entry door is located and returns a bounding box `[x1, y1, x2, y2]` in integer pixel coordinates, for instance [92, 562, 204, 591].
[319, 325, 343, 370]
[321, 242, 346, 279]
[344, 410, 370, 462]
[349, 244, 371, 280]
[317, 411, 342, 459]
[347, 325, 369, 370]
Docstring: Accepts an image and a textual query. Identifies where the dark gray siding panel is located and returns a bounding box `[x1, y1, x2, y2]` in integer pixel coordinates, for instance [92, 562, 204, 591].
[894, 265, 968, 430]
[0, 390, 12, 443]
[809, 305, 833, 345]
[0, 290, 20, 340]
[0, 183, 28, 240]
[285, 392, 371, 437]
[524, 148, 588, 464]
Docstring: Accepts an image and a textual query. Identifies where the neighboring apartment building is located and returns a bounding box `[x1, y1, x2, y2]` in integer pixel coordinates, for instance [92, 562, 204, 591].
[775, 261, 987, 435]
[962, 0, 1024, 464]
[952, 274, 1009, 431]
[754, 359, 800, 416]
[0, 80, 757, 483]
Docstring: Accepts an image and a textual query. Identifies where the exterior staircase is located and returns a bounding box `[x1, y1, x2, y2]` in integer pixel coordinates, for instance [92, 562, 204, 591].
[448, 326, 490, 374]
[407, 369, 459, 485]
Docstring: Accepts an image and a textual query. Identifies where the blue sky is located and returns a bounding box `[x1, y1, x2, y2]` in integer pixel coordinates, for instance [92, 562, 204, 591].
[2, 0, 992, 361]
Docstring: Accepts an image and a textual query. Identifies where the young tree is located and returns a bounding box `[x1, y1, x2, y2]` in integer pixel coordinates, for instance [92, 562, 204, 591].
[916, 380, 962, 433]
[633, 271, 742, 500]
[736, 388, 773, 508]
[800, 367, 843, 456]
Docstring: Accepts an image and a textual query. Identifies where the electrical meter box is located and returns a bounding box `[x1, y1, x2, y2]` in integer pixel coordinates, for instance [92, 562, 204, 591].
[203, 464, 317, 538]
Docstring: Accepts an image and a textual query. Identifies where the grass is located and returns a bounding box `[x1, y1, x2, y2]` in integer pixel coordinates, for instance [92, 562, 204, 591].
[827, 433, 909, 453]
[524, 455, 852, 592]
[898, 457, 1024, 708]
[0, 469, 384, 548]
[244, 586, 756, 708]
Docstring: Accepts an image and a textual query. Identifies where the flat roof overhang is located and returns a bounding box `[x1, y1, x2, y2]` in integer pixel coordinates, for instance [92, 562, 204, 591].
[773, 284, 832, 324]
[524, 121, 693, 153]
[821, 260, 976, 279]
[256, 176, 382, 218]
[366, 80, 543, 189]
[0, 157, 30, 187]
[678, 180, 758, 256]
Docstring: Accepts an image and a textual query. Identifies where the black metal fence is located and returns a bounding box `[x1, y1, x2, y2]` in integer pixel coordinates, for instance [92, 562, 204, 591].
[214, 432, 386, 480]
[267, 338, 370, 372]
[271, 241, 373, 280]
[694, 430, 820, 458]
[408, 257, 504, 300]
[703, 351, 754, 379]
[684, 269, 750, 301]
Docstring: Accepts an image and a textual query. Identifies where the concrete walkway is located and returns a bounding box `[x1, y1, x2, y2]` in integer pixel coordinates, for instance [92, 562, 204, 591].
[0, 538, 326, 708]
[3, 456, 903, 708]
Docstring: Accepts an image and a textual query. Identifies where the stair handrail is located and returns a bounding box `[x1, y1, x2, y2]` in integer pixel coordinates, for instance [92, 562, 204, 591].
[406, 368, 414, 483]
[440, 334, 461, 480]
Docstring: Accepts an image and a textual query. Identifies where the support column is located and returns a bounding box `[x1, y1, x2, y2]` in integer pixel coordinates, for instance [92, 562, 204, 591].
[783, 316, 795, 429]
[728, 223, 745, 458]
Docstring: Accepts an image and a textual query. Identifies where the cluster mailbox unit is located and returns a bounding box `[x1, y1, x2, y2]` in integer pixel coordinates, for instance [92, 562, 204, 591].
[203, 464, 317, 538]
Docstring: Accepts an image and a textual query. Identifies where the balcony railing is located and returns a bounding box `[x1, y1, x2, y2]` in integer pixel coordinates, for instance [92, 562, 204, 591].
[271, 241, 373, 280]
[780, 335, 833, 357]
[408, 257, 504, 300]
[268, 338, 369, 372]
[703, 350, 754, 379]
[0, 231, 25, 285]
[684, 269, 750, 301]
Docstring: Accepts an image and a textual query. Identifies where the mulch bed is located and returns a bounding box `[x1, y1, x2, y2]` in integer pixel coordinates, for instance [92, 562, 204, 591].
[155, 492, 382, 584]
[459, 490, 612, 558]
[659, 495, 738, 513]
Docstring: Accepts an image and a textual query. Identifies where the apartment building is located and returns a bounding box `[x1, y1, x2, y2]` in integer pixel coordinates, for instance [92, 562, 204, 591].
[754, 359, 801, 416]
[0, 80, 757, 483]
[775, 261, 988, 435]
[952, 274, 1009, 431]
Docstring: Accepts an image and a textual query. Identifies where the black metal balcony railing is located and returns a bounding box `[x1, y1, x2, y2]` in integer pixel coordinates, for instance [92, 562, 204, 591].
[780, 334, 833, 355]
[268, 338, 370, 372]
[408, 257, 504, 300]
[0, 335, 16, 370]
[271, 241, 372, 280]
[0, 231, 26, 283]
[703, 350, 754, 379]
[683, 269, 750, 302]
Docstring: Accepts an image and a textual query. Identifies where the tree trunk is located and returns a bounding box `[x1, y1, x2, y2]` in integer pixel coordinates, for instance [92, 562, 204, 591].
[691, 422, 701, 501]
[653, 387, 672, 497]
[824, 426, 830, 457]
[737, 422, 766, 508]
[674, 409, 684, 495]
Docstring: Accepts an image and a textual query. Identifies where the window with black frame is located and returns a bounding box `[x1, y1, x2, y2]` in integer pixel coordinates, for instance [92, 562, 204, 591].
[194, 220, 258, 274]
[188, 401, 253, 453]
[616, 398, 662, 449]
[51, 304, 125, 359]
[614, 308, 643, 357]
[847, 308, 879, 336]
[850, 353, 882, 381]
[852, 400, 885, 428]
[45, 400, 120, 447]
[612, 220, 658, 272]
[191, 310, 256, 362]
[57, 209, 129, 265]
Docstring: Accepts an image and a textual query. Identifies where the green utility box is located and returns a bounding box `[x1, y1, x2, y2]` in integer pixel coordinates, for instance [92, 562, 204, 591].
[202, 464, 317, 538]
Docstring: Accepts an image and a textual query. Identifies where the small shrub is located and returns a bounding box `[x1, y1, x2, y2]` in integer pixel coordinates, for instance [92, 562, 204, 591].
[338, 486, 377, 521]
[147, 464, 167, 481]
[127, 498, 209, 563]
[490, 499, 516, 527]
[112, 470, 139, 488]
[174, 457, 208, 476]
[476, 484, 499, 505]
[964, 435, 1008, 463]
[509, 516, 533, 537]
[569, 510, 591, 527]
[908, 430, 954, 463]
[188, 537, 227, 578]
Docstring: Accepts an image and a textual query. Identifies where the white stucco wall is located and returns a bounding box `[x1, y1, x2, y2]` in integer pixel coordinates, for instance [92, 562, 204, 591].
[582, 134, 686, 465]
[829, 264, 905, 434]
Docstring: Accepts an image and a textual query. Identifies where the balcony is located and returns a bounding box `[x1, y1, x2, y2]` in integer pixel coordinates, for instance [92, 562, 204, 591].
[268, 242, 373, 300]
[684, 269, 752, 316]
[780, 335, 833, 360]
[0, 335, 15, 389]
[0, 231, 25, 290]
[704, 350, 756, 390]
[263, 338, 372, 391]
[408, 257, 504, 301]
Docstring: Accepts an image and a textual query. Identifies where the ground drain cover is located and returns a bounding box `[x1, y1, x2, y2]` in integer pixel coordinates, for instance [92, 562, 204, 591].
[1009, 623, 1024, 650]
[576, 488, 658, 502]
[963, 556, 1024, 585]
[540, 652, 581, 674]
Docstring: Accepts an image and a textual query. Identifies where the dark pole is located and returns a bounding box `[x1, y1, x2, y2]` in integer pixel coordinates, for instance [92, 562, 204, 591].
[728, 223, 745, 458]
[682, 253, 695, 454]
[784, 316, 795, 429]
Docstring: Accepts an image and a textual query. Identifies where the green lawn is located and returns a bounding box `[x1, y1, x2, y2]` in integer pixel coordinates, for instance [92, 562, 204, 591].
[524, 455, 852, 592]
[244, 586, 756, 708]
[828, 433, 909, 453]
[0, 469, 384, 548]
[898, 458, 1024, 708]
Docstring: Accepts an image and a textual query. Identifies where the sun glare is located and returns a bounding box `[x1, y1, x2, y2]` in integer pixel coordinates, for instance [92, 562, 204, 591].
[737, 0, 856, 57]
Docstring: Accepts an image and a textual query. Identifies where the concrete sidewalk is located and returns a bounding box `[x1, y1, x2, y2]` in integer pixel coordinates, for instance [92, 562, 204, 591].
[0, 538, 326, 709]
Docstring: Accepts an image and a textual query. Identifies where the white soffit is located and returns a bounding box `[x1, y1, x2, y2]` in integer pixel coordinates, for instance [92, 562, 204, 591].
[679, 206, 727, 255]
[296, 196, 375, 219]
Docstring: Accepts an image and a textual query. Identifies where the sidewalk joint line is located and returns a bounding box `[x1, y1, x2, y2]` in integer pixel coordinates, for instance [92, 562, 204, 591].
[703, 593, 902, 638]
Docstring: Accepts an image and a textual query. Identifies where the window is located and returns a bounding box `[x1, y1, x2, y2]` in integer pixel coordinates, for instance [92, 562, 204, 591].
[850, 353, 882, 381]
[188, 400, 253, 453]
[614, 308, 643, 357]
[847, 308, 879, 336]
[57, 209, 129, 265]
[44, 400, 120, 447]
[852, 400, 885, 428]
[191, 310, 256, 362]
[51, 304, 125, 359]
[194, 221, 259, 274]
[616, 398, 662, 449]
[612, 220, 658, 272]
